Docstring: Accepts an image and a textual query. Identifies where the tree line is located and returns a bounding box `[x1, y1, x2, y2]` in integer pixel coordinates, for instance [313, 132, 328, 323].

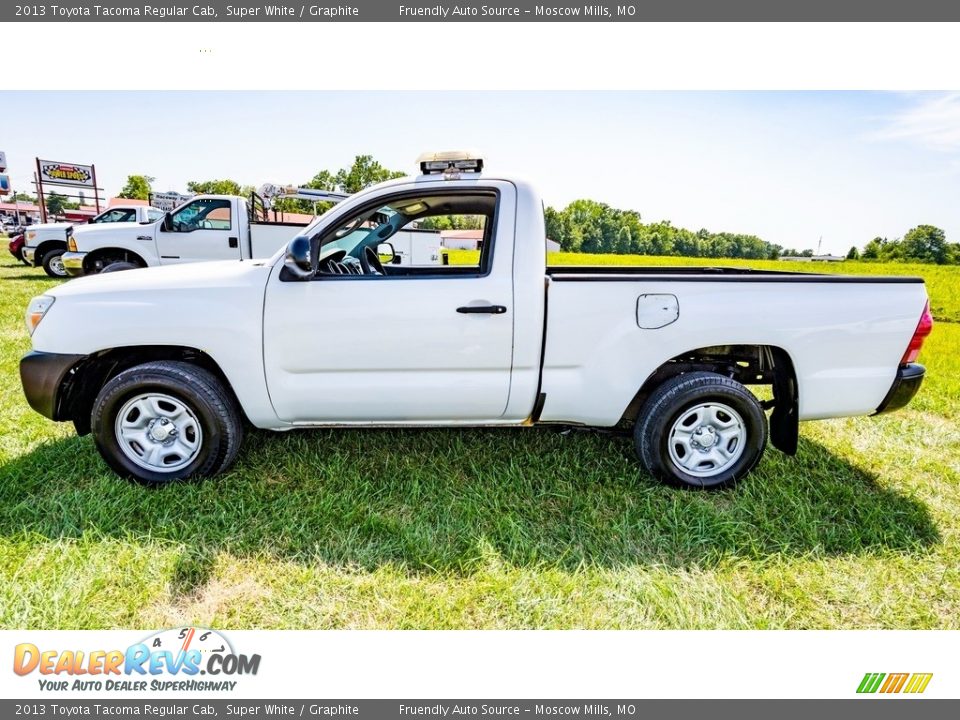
[113, 156, 956, 265]
[545, 200, 779, 260]
[846, 226, 958, 265]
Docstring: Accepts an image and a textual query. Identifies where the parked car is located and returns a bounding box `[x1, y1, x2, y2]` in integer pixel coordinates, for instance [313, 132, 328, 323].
[19, 151, 933, 488]
[8, 233, 29, 264]
[22, 205, 165, 278]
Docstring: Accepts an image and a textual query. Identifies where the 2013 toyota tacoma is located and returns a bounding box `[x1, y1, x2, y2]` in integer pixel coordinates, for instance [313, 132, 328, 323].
[19, 152, 933, 489]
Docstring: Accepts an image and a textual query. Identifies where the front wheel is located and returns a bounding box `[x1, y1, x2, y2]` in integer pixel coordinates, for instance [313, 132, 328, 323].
[634, 372, 768, 489]
[41, 248, 69, 278]
[99, 261, 141, 274]
[91, 361, 243, 485]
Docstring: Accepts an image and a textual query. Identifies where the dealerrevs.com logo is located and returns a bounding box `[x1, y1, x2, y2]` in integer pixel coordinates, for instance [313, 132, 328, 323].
[13, 627, 261, 692]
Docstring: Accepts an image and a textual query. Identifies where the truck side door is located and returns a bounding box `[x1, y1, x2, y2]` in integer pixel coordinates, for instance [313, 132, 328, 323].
[262, 181, 517, 423]
[155, 197, 242, 264]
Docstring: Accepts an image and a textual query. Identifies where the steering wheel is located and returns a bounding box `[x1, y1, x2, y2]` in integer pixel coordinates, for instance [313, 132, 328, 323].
[360, 245, 386, 276]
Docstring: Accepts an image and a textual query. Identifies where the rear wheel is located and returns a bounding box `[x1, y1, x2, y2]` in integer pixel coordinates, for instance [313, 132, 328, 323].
[634, 372, 768, 489]
[41, 248, 68, 278]
[91, 361, 243, 485]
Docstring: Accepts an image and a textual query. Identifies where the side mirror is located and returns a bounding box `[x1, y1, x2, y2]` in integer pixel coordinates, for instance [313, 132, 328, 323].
[284, 235, 315, 279]
[377, 242, 396, 265]
[161, 212, 174, 232]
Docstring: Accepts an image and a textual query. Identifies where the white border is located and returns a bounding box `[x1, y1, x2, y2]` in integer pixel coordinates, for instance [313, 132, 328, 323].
[2, 22, 959, 91]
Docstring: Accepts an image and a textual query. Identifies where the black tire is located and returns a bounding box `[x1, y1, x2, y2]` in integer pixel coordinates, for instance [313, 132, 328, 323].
[91, 361, 243, 486]
[634, 371, 768, 490]
[41, 248, 69, 278]
[99, 261, 140, 273]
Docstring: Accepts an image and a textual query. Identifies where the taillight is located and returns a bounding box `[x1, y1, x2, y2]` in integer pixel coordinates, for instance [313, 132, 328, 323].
[901, 301, 933, 365]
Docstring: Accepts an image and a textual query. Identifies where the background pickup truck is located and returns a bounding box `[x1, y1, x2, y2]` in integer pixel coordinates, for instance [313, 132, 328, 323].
[22, 204, 165, 277]
[61, 188, 444, 276]
[20, 152, 933, 489]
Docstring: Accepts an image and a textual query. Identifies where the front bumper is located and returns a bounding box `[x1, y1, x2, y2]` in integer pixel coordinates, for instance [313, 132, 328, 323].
[20, 351, 86, 421]
[874, 363, 925, 415]
[22, 246, 36, 264]
[62, 251, 88, 277]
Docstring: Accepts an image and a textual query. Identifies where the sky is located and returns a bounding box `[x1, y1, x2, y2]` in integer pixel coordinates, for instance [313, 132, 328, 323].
[1, 90, 958, 255]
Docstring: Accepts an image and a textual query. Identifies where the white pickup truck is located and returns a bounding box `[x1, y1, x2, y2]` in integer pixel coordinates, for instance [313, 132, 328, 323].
[61, 188, 443, 275]
[60, 193, 328, 276]
[23, 204, 164, 277]
[19, 152, 933, 489]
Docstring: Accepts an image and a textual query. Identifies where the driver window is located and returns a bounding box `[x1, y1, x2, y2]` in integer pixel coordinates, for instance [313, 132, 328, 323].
[315, 191, 496, 278]
[169, 198, 232, 232]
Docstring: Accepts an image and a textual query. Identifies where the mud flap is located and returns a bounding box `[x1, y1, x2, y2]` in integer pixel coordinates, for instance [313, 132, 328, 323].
[770, 359, 798, 455]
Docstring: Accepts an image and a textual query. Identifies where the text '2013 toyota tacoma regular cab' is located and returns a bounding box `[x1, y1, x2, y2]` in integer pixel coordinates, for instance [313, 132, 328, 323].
[20, 152, 933, 489]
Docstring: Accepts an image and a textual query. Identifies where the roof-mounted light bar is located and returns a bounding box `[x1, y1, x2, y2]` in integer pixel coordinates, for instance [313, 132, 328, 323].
[417, 150, 484, 178]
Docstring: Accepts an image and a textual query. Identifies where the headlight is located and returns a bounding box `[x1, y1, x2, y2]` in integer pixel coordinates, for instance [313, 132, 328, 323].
[26, 230, 36, 241]
[25, 295, 55, 335]
[67, 237, 78, 252]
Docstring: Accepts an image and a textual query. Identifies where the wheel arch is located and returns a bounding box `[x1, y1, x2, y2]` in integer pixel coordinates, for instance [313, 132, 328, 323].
[620, 344, 799, 455]
[83, 247, 148, 273]
[56, 345, 246, 435]
[34, 239, 67, 262]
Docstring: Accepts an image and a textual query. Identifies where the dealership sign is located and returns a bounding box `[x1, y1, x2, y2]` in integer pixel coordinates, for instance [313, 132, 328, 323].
[38, 159, 95, 188]
[150, 191, 193, 212]
[0, 174, 10, 195]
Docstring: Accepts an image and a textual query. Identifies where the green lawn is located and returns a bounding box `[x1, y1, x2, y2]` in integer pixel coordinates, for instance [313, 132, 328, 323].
[1, 249, 958, 629]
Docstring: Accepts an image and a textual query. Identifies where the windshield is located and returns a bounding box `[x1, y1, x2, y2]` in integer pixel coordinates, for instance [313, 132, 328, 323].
[93, 208, 137, 223]
[321, 207, 397, 256]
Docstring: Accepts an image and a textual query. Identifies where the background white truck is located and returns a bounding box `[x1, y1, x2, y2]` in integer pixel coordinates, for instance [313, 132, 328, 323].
[59, 186, 441, 275]
[61, 193, 319, 276]
[20, 152, 933, 489]
[22, 204, 164, 277]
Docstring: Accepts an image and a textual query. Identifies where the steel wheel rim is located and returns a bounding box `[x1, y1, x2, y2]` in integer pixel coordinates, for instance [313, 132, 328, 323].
[667, 401, 746, 478]
[50, 255, 67, 276]
[114, 392, 203, 473]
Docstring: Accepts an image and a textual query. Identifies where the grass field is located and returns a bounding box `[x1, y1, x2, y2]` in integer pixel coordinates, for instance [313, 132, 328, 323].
[1, 247, 958, 629]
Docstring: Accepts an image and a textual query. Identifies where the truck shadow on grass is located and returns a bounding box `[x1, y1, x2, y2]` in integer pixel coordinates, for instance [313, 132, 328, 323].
[0, 262, 60, 282]
[0, 427, 940, 581]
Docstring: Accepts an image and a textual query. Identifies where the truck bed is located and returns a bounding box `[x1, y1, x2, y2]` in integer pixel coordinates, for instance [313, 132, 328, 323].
[546, 265, 924, 283]
[539, 267, 929, 426]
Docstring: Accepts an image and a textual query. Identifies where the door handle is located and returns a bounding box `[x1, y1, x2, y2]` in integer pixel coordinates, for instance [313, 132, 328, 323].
[456, 305, 507, 314]
[228, 236, 239, 248]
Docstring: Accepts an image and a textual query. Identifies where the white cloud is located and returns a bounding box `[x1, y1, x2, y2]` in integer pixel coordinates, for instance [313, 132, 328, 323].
[874, 92, 960, 152]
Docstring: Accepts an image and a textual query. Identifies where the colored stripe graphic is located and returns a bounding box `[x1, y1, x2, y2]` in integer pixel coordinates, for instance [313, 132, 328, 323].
[857, 672, 932, 694]
[857, 673, 885, 693]
[880, 673, 909, 693]
[903, 674, 933, 694]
